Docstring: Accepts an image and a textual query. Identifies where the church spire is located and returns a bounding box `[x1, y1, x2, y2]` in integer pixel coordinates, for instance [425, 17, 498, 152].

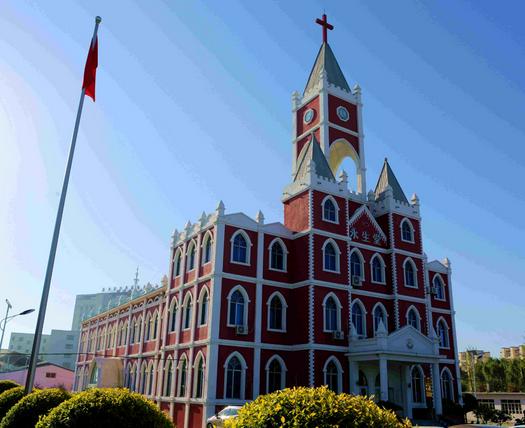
[374, 158, 408, 203]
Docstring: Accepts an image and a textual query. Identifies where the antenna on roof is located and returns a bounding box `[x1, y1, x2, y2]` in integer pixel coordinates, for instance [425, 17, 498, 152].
[133, 267, 139, 289]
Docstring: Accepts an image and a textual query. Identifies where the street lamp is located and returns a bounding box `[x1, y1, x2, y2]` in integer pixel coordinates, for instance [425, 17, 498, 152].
[0, 300, 35, 350]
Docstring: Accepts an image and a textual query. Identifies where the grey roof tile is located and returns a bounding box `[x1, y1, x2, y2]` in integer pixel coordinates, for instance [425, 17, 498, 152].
[374, 158, 408, 203]
[304, 43, 351, 95]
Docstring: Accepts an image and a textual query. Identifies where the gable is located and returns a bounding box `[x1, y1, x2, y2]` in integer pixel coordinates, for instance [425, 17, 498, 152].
[348, 205, 387, 247]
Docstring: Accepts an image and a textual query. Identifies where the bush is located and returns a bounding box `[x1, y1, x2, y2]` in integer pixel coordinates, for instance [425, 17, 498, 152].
[0, 388, 71, 428]
[0, 382, 19, 395]
[36, 388, 173, 428]
[226, 386, 411, 428]
[0, 387, 25, 422]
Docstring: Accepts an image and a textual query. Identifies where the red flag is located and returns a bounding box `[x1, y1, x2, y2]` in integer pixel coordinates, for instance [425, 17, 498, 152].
[82, 37, 98, 101]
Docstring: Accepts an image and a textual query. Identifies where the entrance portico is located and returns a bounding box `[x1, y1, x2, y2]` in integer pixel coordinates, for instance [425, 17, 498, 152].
[346, 324, 444, 419]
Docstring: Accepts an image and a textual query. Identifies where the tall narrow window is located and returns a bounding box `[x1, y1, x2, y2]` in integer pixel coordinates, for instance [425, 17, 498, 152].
[174, 251, 182, 276]
[194, 357, 204, 398]
[270, 241, 285, 271]
[325, 360, 340, 392]
[350, 251, 363, 279]
[269, 295, 284, 331]
[152, 313, 158, 340]
[225, 356, 243, 399]
[371, 255, 384, 283]
[324, 296, 338, 332]
[183, 295, 192, 330]
[351, 302, 365, 337]
[407, 308, 420, 330]
[267, 358, 283, 393]
[322, 198, 337, 222]
[437, 319, 449, 348]
[140, 365, 147, 394]
[144, 315, 151, 341]
[178, 358, 187, 397]
[373, 305, 387, 334]
[199, 290, 209, 326]
[203, 235, 212, 264]
[147, 364, 154, 395]
[228, 290, 245, 326]
[441, 369, 454, 401]
[433, 276, 445, 300]
[232, 233, 248, 263]
[404, 260, 416, 287]
[187, 243, 196, 271]
[169, 300, 178, 332]
[401, 219, 414, 242]
[164, 360, 172, 396]
[412, 366, 424, 403]
[323, 241, 338, 272]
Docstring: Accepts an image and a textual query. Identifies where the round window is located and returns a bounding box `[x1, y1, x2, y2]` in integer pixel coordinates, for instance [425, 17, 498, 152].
[303, 109, 315, 124]
[336, 106, 350, 122]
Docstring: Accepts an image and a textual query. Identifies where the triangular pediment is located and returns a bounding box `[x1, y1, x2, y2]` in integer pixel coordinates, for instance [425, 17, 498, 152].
[348, 205, 387, 245]
[387, 325, 437, 356]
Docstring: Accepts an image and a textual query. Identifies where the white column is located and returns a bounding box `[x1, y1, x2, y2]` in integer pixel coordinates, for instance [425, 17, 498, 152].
[379, 358, 388, 402]
[349, 360, 359, 395]
[403, 365, 413, 419]
[432, 362, 442, 415]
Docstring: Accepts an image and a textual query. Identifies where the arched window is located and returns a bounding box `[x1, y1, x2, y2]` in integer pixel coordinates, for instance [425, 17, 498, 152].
[90, 363, 98, 385]
[174, 250, 182, 277]
[266, 356, 286, 393]
[194, 354, 205, 398]
[322, 196, 338, 223]
[198, 288, 209, 326]
[164, 359, 173, 397]
[129, 319, 136, 344]
[407, 307, 420, 331]
[269, 239, 287, 271]
[151, 311, 158, 340]
[441, 368, 454, 401]
[136, 316, 143, 343]
[358, 370, 368, 396]
[169, 299, 178, 332]
[187, 242, 196, 271]
[144, 314, 151, 341]
[403, 259, 417, 287]
[323, 240, 339, 272]
[182, 293, 193, 330]
[228, 288, 247, 327]
[177, 356, 187, 397]
[225, 354, 246, 399]
[323, 294, 340, 332]
[202, 233, 213, 264]
[231, 231, 250, 264]
[140, 363, 147, 394]
[324, 358, 342, 393]
[268, 292, 286, 332]
[437, 318, 449, 348]
[147, 362, 154, 395]
[350, 250, 364, 280]
[129, 364, 137, 392]
[411, 365, 425, 403]
[373, 304, 387, 335]
[401, 219, 415, 243]
[371, 255, 385, 283]
[433, 275, 445, 300]
[351, 301, 366, 337]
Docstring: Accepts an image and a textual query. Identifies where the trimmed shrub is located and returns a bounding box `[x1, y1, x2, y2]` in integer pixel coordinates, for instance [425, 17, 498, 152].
[36, 388, 173, 428]
[0, 388, 71, 428]
[0, 387, 25, 422]
[226, 386, 411, 428]
[0, 382, 19, 395]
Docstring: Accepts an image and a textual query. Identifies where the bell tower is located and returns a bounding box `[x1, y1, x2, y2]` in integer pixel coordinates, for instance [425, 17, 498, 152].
[291, 14, 366, 196]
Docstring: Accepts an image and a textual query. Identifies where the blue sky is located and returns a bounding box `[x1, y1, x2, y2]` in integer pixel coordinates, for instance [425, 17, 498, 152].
[1, 0, 524, 356]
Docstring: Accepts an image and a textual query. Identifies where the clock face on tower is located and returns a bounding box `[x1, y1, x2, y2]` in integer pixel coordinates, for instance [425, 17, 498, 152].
[304, 109, 315, 124]
[336, 106, 349, 122]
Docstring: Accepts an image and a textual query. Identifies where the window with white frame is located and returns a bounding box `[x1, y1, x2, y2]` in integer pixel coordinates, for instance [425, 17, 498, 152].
[269, 239, 287, 271]
[322, 196, 338, 223]
[177, 356, 187, 397]
[401, 219, 415, 243]
[441, 369, 454, 401]
[151, 312, 158, 340]
[147, 362, 154, 395]
[187, 242, 196, 271]
[202, 234, 213, 264]
[193, 354, 205, 398]
[268, 292, 286, 331]
[324, 358, 342, 393]
[407, 307, 421, 331]
[144, 314, 151, 341]
[266, 356, 286, 393]
[501, 400, 522, 415]
[477, 399, 495, 410]
[169, 299, 178, 332]
[228, 287, 248, 327]
[403, 259, 417, 287]
[437, 319, 449, 348]
[371, 254, 385, 283]
[433, 275, 445, 300]
[164, 359, 173, 397]
[351, 301, 366, 337]
[198, 288, 209, 326]
[411, 365, 425, 403]
[323, 240, 339, 272]
[225, 354, 245, 399]
[182, 293, 193, 330]
[373, 304, 387, 335]
[323, 294, 341, 332]
[231, 231, 250, 264]
[139, 363, 147, 394]
[350, 250, 364, 280]
[174, 250, 182, 277]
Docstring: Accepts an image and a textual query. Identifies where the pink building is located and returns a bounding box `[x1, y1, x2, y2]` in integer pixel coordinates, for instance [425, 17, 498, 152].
[0, 363, 74, 391]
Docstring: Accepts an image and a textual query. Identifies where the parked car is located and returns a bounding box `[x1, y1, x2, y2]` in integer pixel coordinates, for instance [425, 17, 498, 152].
[206, 406, 242, 427]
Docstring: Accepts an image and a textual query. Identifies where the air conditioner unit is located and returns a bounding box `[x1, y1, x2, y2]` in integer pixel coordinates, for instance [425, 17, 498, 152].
[351, 276, 362, 287]
[332, 330, 344, 340]
[235, 325, 248, 335]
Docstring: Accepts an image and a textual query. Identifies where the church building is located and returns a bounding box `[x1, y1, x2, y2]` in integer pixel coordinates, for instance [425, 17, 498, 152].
[74, 15, 462, 428]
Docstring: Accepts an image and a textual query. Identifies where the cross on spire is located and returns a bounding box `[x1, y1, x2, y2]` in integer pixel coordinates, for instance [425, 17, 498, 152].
[315, 13, 333, 43]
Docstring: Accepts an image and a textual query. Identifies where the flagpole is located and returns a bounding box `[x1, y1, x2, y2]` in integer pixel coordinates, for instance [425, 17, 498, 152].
[25, 16, 101, 394]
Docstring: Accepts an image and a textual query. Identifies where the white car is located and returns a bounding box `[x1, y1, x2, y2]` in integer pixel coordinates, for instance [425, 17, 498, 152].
[206, 406, 242, 427]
